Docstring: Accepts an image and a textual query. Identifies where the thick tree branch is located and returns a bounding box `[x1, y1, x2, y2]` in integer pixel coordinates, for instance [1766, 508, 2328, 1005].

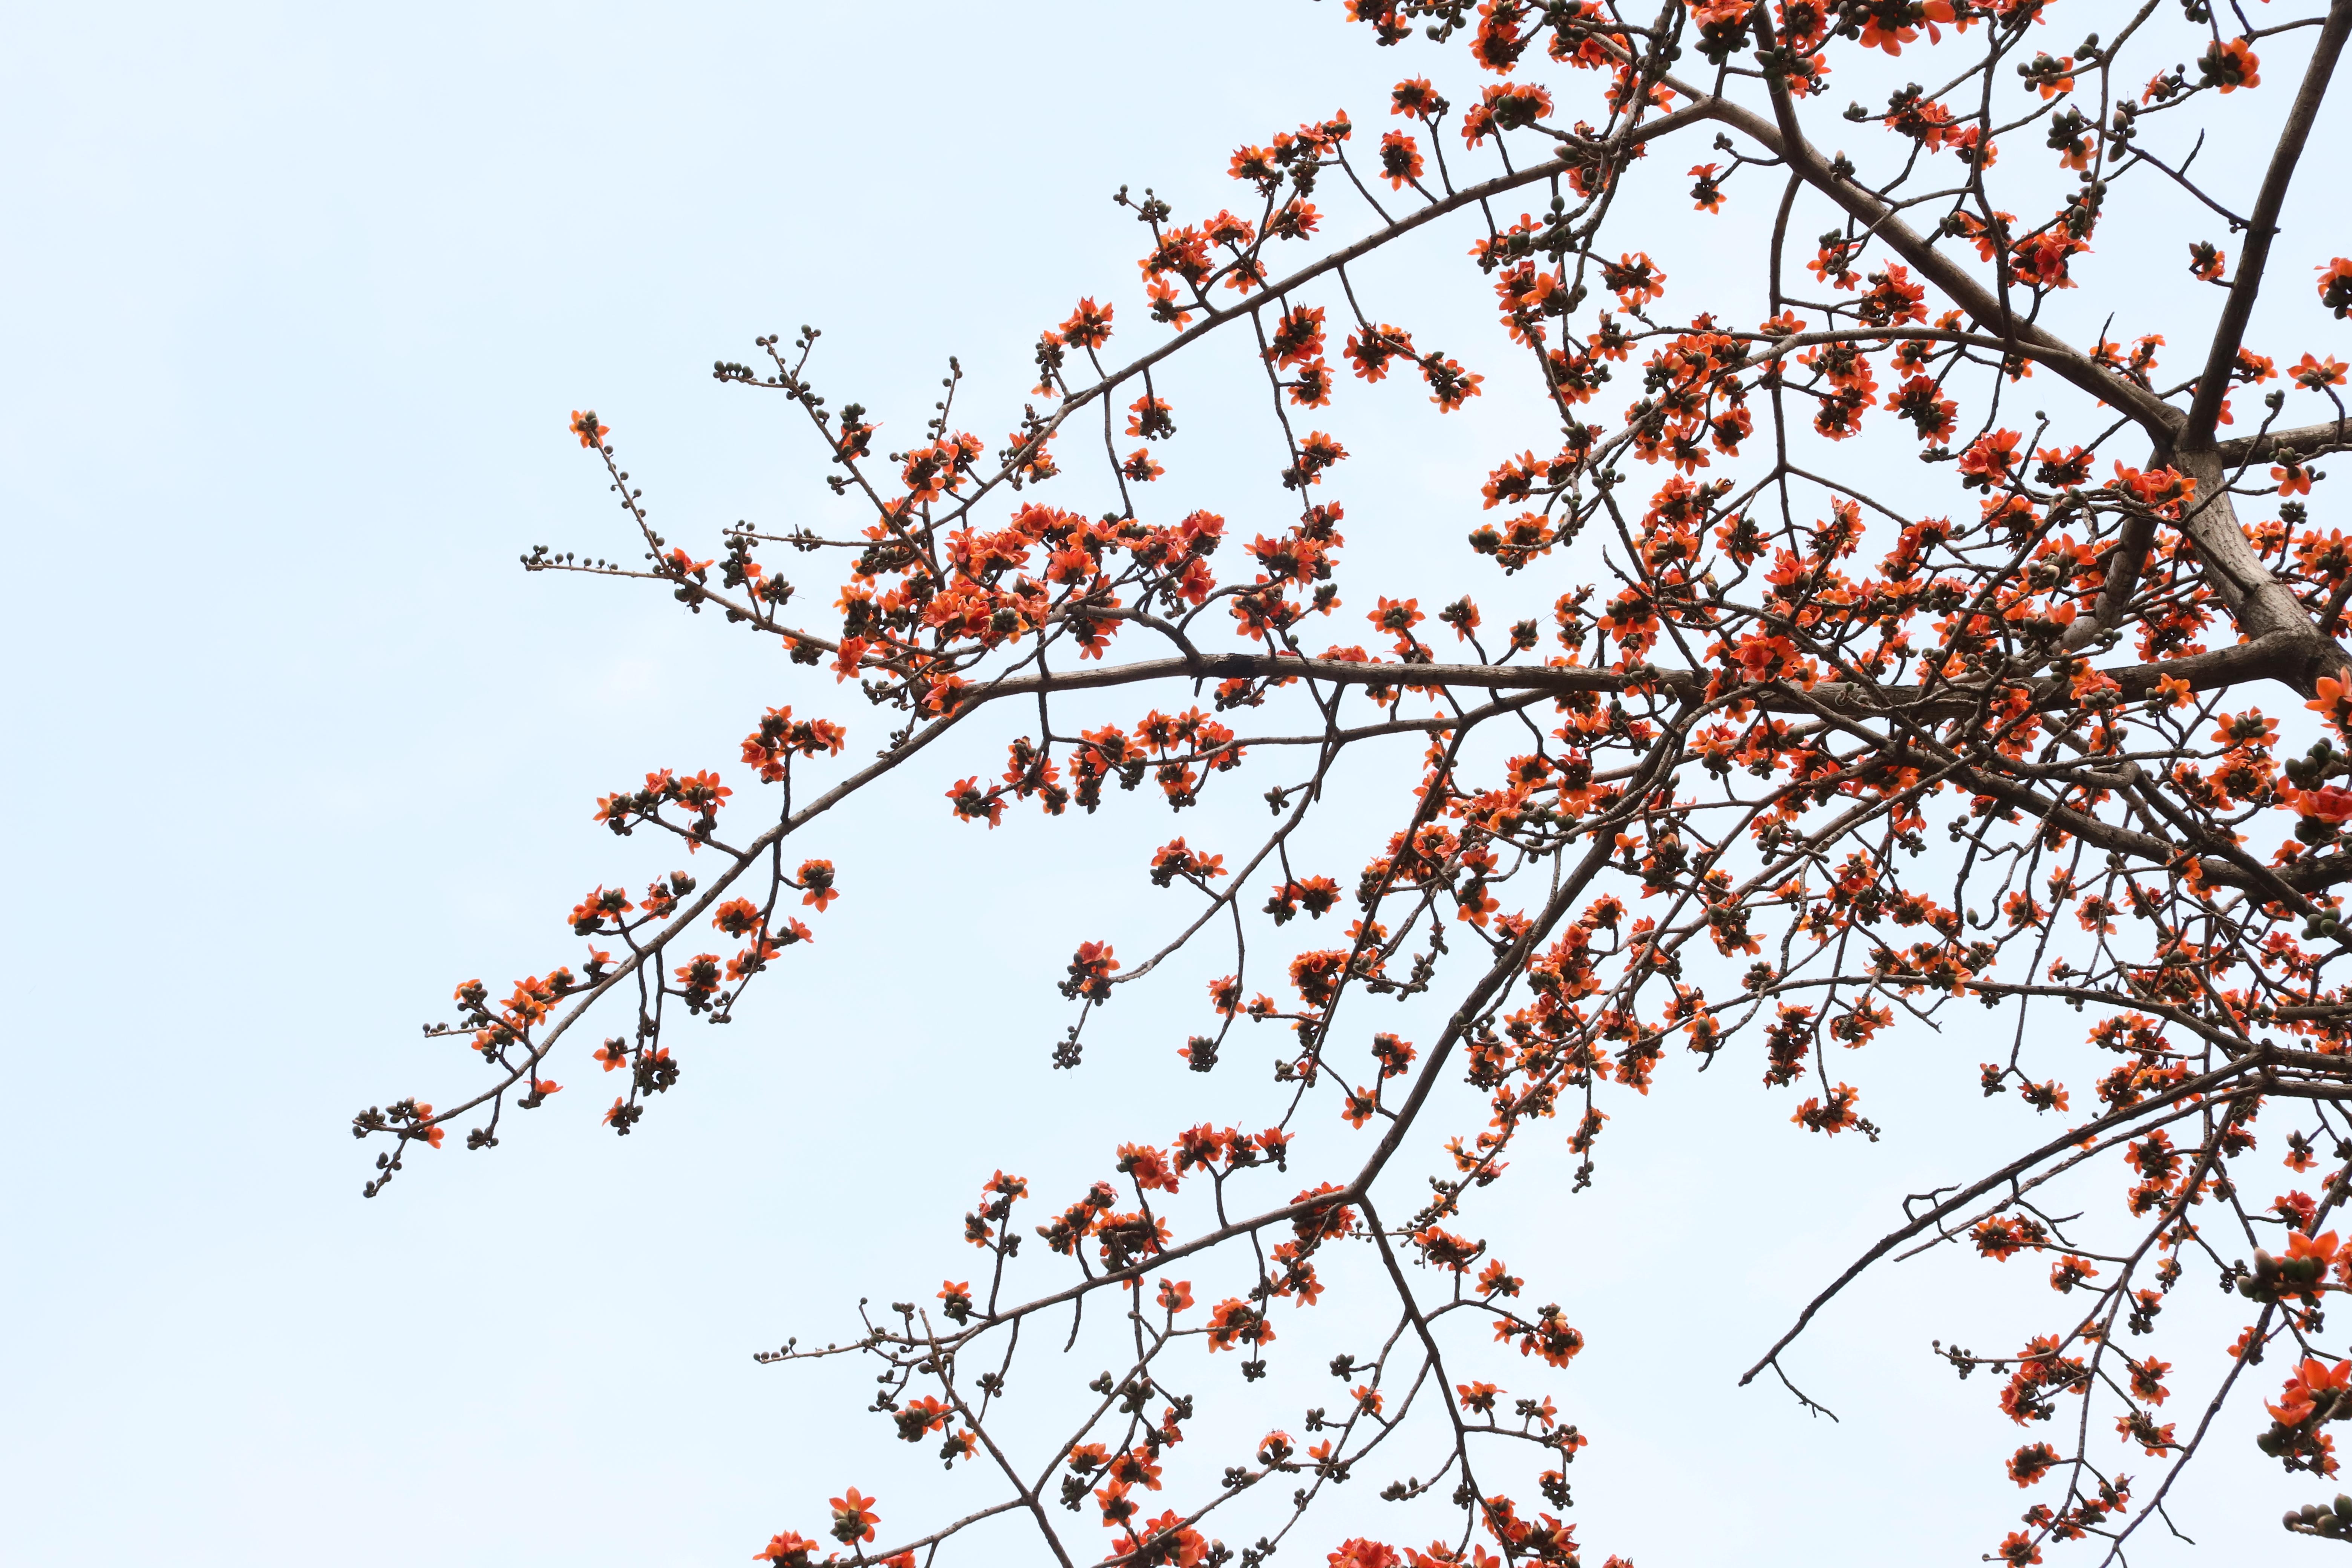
[2216, 416, 2352, 466]
[2182, 0, 2352, 444]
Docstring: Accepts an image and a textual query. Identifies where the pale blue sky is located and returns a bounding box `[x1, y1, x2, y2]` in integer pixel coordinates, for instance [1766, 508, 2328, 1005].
[2, 5, 2338, 1564]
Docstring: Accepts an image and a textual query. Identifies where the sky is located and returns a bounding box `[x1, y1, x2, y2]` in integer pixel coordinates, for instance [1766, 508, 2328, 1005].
[3, 4, 2346, 1565]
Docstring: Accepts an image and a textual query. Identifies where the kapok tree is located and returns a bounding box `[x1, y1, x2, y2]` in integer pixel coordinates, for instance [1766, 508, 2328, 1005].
[355, 1, 2352, 1562]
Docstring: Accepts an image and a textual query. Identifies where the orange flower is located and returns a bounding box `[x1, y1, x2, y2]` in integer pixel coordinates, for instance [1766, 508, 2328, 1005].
[2211, 709, 2277, 747]
[827, 1488, 879, 1545]
[1125, 393, 1176, 439]
[2298, 786, 2352, 825]
[2269, 1357, 2352, 1424]
[2199, 38, 2259, 93]
[2111, 461, 2194, 511]
[1390, 77, 1438, 118]
[1378, 129, 1424, 189]
[945, 776, 1005, 828]
[1118, 1142, 1181, 1193]
[754, 1530, 821, 1564]
[1957, 428, 2022, 486]
[1142, 277, 1193, 331]
[796, 859, 838, 911]
[2310, 676, 2352, 740]
[1459, 81, 1553, 147]
[2006, 1441, 2061, 1487]
[1057, 298, 1113, 350]
[1205, 1297, 1275, 1351]
[1857, 0, 1954, 53]
[1476, 1258, 1522, 1296]
[2292, 352, 2349, 389]
[1599, 251, 1666, 309]
[568, 409, 609, 448]
[2322, 258, 2352, 319]
[1688, 162, 1725, 213]
[1107, 1446, 1163, 1490]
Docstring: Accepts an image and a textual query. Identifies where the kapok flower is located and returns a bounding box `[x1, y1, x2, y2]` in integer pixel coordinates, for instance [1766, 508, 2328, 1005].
[2322, 258, 2352, 319]
[753, 1530, 821, 1565]
[2199, 38, 2259, 93]
[1057, 298, 1113, 350]
[2297, 786, 2352, 825]
[827, 1487, 880, 1545]
[2269, 1357, 2352, 1426]
[2294, 352, 2349, 389]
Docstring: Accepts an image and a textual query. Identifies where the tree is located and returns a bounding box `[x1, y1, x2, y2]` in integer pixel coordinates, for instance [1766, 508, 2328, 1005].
[351, 0, 2352, 1561]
